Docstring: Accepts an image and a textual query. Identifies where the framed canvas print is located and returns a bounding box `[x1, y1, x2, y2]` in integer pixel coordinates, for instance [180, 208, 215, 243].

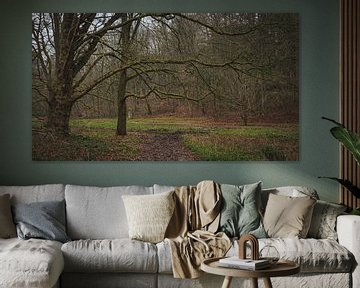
[32, 13, 299, 161]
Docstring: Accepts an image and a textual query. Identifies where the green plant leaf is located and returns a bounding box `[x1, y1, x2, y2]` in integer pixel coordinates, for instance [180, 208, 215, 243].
[319, 177, 360, 198]
[322, 117, 360, 165]
[330, 127, 360, 165]
[351, 208, 360, 215]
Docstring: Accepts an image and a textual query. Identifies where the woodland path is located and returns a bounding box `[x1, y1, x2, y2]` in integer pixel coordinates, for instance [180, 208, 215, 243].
[136, 131, 200, 161]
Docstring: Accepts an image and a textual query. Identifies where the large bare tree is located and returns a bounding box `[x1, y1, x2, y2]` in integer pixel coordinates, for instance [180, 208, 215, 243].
[32, 13, 135, 135]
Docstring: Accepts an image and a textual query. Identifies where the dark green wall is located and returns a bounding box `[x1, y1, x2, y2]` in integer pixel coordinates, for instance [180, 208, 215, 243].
[0, 0, 340, 202]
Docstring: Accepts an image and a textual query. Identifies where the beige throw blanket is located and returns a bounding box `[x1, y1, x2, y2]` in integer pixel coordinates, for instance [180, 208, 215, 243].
[165, 181, 231, 279]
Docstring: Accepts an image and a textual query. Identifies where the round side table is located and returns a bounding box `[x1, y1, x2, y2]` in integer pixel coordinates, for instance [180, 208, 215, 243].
[201, 257, 300, 288]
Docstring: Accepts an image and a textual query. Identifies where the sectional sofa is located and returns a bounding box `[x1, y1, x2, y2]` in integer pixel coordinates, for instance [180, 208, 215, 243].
[0, 183, 359, 288]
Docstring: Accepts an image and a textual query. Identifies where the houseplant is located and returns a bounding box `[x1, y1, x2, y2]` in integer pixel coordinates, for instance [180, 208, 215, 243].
[321, 117, 360, 215]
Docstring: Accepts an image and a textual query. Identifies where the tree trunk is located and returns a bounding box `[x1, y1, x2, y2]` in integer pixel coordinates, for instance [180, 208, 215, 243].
[46, 14, 76, 136]
[116, 69, 127, 135]
[116, 14, 132, 136]
[46, 74, 74, 136]
[47, 98, 73, 135]
[145, 98, 153, 115]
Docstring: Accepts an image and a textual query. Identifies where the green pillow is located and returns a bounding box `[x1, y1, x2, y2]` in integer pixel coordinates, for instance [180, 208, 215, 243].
[218, 182, 266, 238]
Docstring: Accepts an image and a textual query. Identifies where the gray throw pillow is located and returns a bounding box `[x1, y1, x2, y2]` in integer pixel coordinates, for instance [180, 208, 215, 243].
[307, 200, 347, 240]
[218, 182, 266, 238]
[0, 194, 17, 238]
[12, 200, 70, 243]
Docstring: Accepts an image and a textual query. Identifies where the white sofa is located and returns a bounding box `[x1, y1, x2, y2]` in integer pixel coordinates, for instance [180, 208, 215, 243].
[0, 184, 359, 288]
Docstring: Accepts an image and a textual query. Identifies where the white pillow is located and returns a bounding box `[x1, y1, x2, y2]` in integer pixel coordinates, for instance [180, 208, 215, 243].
[122, 191, 175, 243]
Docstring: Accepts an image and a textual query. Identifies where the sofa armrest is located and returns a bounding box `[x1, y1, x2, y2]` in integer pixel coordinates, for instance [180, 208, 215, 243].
[337, 215, 360, 288]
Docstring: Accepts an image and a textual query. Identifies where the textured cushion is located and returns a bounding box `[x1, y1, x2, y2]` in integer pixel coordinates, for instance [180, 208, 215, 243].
[0, 194, 16, 238]
[122, 191, 175, 243]
[65, 185, 153, 239]
[255, 238, 353, 273]
[0, 184, 65, 204]
[0, 238, 64, 288]
[218, 182, 266, 238]
[308, 200, 347, 240]
[263, 193, 316, 238]
[12, 200, 70, 243]
[61, 239, 158, 273]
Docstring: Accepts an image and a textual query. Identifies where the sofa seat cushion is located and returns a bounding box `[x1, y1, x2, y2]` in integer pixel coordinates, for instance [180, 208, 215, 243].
[232, 238, 353, 273]
[62, 239, 158, 273]
[157, 238, 354, 274]
[0, 238, 64, 288]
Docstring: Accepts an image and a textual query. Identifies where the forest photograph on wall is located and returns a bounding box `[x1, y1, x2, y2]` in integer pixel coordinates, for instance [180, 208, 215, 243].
[32, 13, 299, 161]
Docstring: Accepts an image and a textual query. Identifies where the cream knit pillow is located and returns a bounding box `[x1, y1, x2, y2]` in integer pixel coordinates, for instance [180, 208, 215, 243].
[122, 191, 175, 243]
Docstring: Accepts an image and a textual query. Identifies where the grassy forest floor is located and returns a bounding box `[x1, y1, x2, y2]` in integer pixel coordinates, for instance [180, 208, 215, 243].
[32, 116, 299, 161]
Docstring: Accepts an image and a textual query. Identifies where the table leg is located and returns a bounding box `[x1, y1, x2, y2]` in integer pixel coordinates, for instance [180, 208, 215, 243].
[251, 278, 258, 288]
[263, 277, 273, 288]
[221, 276, 233, 288]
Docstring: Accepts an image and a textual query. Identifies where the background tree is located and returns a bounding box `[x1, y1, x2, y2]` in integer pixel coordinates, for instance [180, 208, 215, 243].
[32, 13, 298, 136]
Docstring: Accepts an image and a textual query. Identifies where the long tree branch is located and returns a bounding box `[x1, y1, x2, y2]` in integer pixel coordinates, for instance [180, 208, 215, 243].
[72, 53, 260, 103]
[72, 13, 123, 76]
[129, 65, 210, 102]
[125, 88, 155, 101]
[73, 52, 122, 89]
[32, 87, 49, 103]
[72, 64, 131, 101]
[136, 56, 254, 69]
[83, 92, 115, 103]
[173, 13, 267, 36]
[32, 16, 49, 79]
[126, 67, 176, 82]
[152, 87, 211, 102]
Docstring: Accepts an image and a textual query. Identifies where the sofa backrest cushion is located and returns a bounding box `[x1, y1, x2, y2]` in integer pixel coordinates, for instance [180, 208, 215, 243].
[261, 186, 319, 212]
[263, 193, 316, 238]
[65, 185, 154, 239]
[0, 184, 65, 204]
[153, 184, 176, 194]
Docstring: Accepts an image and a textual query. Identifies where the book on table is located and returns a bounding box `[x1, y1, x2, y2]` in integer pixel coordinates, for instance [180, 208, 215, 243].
[218, 257, 271, 270]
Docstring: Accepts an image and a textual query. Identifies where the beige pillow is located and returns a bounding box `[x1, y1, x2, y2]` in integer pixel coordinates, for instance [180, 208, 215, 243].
[0, 194, 17, 238]
[122, 191, 175, 243]
[263, 193, 316, 238]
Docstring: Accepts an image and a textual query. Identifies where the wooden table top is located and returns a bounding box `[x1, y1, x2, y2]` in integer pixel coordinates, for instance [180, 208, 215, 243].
[201, 257, 300, 278]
